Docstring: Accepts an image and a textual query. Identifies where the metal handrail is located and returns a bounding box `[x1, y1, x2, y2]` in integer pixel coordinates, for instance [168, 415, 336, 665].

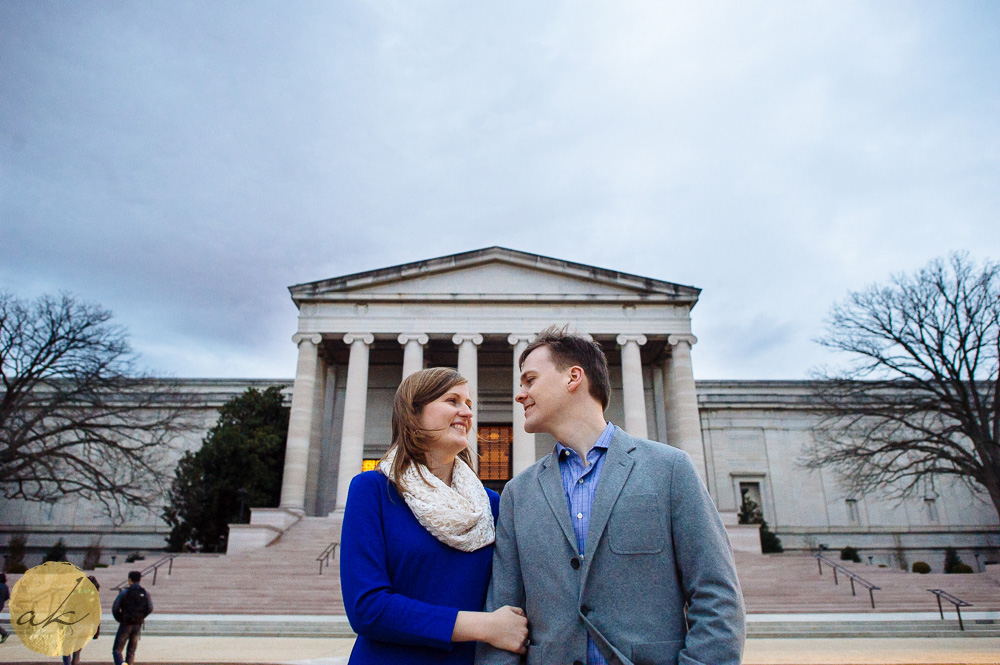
[113, 555, 175, 590]
[317, 542, 339, 575]
[814, 552, 881, 608]
[928, 589, 972, 631]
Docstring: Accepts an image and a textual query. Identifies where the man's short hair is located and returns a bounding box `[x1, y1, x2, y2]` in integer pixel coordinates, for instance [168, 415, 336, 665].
[520, 325, 611, 410]
[128, 571, 142, 583]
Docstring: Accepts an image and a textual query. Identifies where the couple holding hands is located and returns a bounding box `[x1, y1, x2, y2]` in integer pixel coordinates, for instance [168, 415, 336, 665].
[340, 327, 745, 665]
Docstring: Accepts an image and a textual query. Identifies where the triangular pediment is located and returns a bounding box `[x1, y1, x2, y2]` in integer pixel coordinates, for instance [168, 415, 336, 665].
[289, 247, 699, 304]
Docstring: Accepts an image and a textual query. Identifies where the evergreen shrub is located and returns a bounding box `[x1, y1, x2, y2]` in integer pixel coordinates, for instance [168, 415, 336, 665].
[944, 547, 972, 574]
[43, 538, 68, 563]
[840, 546, 861, 563]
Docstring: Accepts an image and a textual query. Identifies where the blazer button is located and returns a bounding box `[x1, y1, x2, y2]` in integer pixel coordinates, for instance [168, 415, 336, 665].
[581, 604, 590, 616]
[570, 557, 580, 569]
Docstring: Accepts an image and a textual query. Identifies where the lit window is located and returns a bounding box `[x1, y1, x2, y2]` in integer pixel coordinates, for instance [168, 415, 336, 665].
[478, 426, 512, 482]
[362, 459, 380, 472]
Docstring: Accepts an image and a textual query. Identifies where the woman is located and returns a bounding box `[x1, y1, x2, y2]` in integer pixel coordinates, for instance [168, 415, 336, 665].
[340, 368, 528, 664]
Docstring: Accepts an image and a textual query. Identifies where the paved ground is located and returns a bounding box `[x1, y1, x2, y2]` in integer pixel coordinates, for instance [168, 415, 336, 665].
[2, 635, 1000, 664]
[3, 611, 999, 664]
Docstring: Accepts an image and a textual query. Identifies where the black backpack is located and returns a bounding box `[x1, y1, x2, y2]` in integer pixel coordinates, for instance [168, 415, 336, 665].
[118, 585, 150, 624]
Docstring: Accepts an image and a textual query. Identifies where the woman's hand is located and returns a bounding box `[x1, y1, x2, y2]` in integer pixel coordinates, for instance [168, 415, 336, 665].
[452, 606, 529, 654]
[482, 606, 529, 654]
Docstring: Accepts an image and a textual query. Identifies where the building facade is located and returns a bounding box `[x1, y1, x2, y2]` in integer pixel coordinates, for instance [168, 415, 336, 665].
[2, 248, 997, 570]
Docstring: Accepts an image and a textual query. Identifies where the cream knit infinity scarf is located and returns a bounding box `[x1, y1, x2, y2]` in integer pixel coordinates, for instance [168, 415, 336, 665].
[380, 448, 495, 552]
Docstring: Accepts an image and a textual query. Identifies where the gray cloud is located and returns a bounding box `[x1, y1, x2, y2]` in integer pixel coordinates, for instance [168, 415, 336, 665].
[2, 1, 998, 379]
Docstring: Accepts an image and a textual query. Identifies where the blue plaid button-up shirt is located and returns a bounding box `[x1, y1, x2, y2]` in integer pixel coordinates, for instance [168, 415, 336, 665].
[555, 421, 616, 665]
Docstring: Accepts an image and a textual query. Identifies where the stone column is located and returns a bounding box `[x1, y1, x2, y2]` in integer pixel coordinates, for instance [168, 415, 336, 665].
[616, 334, 648, 439]
[398, 333, 429, 380]
[304, 355, 328, 515]
[652, 363, 667, 444]
[334, 333, 374, 512]
[453, 333, 483, 463]
[279, 333, 323, 512]
[665, 334, 706, 480]
[508, 334, 536, 474]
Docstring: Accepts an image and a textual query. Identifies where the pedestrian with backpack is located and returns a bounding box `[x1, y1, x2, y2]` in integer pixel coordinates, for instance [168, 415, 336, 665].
[112, 571, 152, 665]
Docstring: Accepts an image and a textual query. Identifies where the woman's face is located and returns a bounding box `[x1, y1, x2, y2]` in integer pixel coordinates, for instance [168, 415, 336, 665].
[418, 382, 473, 456]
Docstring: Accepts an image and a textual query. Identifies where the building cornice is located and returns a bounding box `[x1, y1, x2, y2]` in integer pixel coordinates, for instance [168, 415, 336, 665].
[288, 247, 701, 305]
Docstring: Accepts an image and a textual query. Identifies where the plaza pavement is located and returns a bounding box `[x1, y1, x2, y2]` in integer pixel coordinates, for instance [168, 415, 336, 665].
[2, 635, 1000, 664]
[2, 628, 999, 664]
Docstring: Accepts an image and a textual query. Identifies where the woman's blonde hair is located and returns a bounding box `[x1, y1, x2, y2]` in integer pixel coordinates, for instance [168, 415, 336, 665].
[382, 367, 475, 495]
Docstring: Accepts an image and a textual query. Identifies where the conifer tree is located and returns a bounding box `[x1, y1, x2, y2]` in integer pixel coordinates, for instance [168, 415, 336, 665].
[163, 387, 289, 552]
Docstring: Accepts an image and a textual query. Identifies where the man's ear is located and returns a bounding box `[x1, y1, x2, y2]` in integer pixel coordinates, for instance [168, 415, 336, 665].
[566, 366, 586, 393]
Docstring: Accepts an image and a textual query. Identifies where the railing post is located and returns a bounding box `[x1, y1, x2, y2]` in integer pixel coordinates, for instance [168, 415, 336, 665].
[168, 557, 174, 575]
[817, 556, 823, 575]
[869, 587, 876, 609]
[936, 595, 944, 620]
[956, 605, 965, 632]
[152, 566, 158, 586]
[849, 577, 856, 596]
[832, 567, 838, 585]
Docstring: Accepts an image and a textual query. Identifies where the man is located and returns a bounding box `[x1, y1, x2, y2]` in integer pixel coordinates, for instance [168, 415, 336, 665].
[112, 570, 153, 665]
[477, 327, 745, 665]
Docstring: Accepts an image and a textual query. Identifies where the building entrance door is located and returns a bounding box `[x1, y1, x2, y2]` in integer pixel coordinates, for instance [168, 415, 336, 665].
[478, 424, 513, 494]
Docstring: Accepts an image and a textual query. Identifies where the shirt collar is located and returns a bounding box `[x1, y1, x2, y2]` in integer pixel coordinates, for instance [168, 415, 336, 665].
[555, 421, 615, 460]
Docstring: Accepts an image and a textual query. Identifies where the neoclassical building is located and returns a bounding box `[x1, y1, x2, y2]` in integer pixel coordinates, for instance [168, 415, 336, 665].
[276, 247, 707, 519]
[244, 247, 995, 564]
[2, 247, 997, 568]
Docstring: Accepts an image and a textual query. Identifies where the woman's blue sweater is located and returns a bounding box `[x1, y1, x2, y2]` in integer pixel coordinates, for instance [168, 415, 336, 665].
[339, 470, 500, 665]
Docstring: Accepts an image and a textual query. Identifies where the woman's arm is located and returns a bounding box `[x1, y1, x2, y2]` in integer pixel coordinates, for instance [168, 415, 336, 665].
[339, 473, 461, 650]
[453, 606, 528, 654]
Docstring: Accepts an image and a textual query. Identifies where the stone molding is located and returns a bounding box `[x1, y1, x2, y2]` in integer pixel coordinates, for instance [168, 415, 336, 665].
[292, 333, 323, 346]
[668, 334, 698, 347]
[289, 247, 702, 304]
[343, 333, 374, 346]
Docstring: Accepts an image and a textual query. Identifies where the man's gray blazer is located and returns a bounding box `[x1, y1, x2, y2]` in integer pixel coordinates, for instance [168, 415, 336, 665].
[476, 426, 745, 665]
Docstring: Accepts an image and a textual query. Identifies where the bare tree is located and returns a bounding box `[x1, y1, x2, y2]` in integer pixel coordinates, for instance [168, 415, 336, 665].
[803, 254, 1000, 522]
[0, 291, 195, 521]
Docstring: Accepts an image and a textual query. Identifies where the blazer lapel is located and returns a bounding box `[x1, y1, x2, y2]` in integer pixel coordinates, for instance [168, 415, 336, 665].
[583, 427, 636, 565]
[537, 452, 579, 554]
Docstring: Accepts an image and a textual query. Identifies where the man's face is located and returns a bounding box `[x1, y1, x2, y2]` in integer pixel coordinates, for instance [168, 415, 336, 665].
[516, 346, 573, 434]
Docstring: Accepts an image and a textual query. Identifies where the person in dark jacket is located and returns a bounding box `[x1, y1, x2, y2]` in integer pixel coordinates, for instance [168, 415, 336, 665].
[63, 575, 101, 665]
[0, 573, 9, 644]
[112, 570, 152, 665]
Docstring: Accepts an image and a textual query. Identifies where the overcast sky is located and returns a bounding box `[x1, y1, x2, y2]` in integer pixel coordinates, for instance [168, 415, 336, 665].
[2, 2, 998, 381]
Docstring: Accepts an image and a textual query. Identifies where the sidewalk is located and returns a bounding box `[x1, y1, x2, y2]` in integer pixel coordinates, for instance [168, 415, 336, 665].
[2, 635, 999, 664]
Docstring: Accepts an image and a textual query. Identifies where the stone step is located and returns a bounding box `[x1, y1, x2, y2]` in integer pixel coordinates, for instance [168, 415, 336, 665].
[72, 519, 1000, 618]
[746, 619, 1000, 639]
[19, 614, 985, 639]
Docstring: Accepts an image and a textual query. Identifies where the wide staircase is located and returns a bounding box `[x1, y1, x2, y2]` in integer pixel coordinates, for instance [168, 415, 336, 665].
[737, 551, 1000, 614]
[89, 516, 345, 615]
[77, 518, 1000, 638]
